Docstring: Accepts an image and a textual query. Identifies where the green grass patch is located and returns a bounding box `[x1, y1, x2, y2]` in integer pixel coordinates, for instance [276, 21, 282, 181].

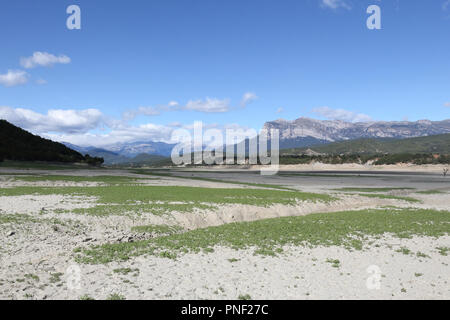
[416, 190, 445, 195]
[71, 203, 213, 216]
[13, 175, 144, 185]
[335, 187, 414, 193]
[113, 268, 139, 275]
[0, 213, 36, 224]
[416, 251, 430, 258]
[0, 161, 97, 170]
[325, 258, 341, 268]
[436, 247, 449, 256]
[358, 194, 420, 203]
[24, 274, 40, 282]
[279, 173, 374, 178]
[49, 272, 63, 283]
[106, 293, 125, 300]
[0, 185, 333, 216]
[0, 213, 69, 227]
[396, 247, 412, 255]
[75, 208, 450, 264]
[131, 224, 183, 235]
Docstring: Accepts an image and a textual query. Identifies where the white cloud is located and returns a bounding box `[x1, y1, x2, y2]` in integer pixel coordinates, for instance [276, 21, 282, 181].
[167, 121, 183, 127]
[443, 0, 450, 11]
[240, 92, 258, 108]
[124, 97, 232, 120]
[121, 101, 181, 121]
[320, 0, 351, 10]
[122, 106, 161, 121]
[124, 93, 257, 121]
[36, 79, 48, 85]
[20, 52, 71, 69]
[43, 119, 255, 148]
[46, 123, 191, 147]
[0, 90, 260, 148]
[184, 98, 231, 113]
[45, 125, 172, 148]
[0, 104, 252, 148]
[312, 106, 372, 122]
[0, 70, 29, 87]
[0, 106, 103, 134]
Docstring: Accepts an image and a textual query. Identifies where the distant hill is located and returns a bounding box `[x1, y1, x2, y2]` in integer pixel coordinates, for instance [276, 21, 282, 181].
[106, 141, 176, 158]
[79, 148, 129, 165]
[63, 141, 176, 165]
[62, 143, 129, 165]
[281, 134, 450, 155]
[0, 120, 103, 165]
[116, 153, 172, 167]
[63, 142, 172, 166]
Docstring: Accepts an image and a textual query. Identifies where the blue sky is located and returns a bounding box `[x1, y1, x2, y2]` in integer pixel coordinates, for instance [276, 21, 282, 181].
[1, 0, 449, 146]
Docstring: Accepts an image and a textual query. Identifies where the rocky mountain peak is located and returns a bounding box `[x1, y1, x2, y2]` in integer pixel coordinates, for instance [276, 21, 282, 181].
[264, 117, 450, 143]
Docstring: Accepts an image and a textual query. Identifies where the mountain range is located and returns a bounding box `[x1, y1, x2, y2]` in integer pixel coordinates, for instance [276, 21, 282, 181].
[281, 133, 450, 155]
[63, 117, 450, 164]
[264, 117, 450, 148]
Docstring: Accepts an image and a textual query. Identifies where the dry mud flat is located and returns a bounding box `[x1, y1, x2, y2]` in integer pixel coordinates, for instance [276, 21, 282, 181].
[0, 168, 449, 300]
[252, 163, 450, 174]
[50, 237, 450, 300]
[1, 226, 449, 300]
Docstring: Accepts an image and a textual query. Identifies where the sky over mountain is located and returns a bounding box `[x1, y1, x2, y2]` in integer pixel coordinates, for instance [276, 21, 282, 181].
[1, 0, 450, 147]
